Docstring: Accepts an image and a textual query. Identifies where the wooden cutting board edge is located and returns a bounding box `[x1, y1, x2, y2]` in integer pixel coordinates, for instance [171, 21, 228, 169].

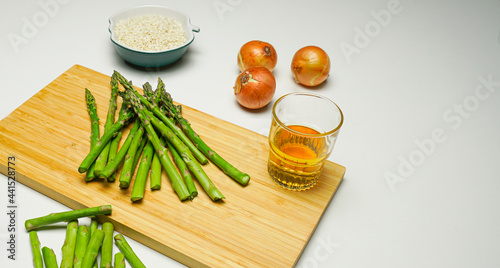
[292, 172, 345, 267]
[0, 164, 345, 268]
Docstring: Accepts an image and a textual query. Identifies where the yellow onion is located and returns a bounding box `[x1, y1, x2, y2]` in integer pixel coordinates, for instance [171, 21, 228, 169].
[237, 40, 278, 72]
[234, 67, 276, 109]
[291, 46, 330, 87]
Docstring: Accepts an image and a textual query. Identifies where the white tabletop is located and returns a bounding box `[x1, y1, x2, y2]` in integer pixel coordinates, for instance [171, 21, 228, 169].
[1, 0, 500, 267]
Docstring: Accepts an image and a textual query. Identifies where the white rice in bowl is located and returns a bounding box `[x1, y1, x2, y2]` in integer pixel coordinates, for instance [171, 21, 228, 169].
[114, 14, 186, 52]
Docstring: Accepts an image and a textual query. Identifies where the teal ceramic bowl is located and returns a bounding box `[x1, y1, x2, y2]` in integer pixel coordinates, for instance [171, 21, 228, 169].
[109, 5, 200, 68]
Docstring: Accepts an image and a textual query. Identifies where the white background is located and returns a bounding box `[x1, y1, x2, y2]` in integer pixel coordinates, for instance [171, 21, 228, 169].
[1, 0, 500, 267]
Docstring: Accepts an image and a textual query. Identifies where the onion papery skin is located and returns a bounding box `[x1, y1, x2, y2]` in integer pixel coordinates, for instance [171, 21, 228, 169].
[291, 46, 330, 87]
[234, 67, 276, 109]
[238, 40, 278, 72]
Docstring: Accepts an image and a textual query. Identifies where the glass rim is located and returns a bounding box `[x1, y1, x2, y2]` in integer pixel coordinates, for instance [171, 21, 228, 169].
[272, 92, 344, 137]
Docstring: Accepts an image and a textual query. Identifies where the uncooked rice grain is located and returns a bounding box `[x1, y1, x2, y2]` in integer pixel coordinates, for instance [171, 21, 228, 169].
[114, 14, 186, 51]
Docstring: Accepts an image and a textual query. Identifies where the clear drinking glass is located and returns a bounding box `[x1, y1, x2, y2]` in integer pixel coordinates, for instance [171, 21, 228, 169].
[268, 92, 343, 191]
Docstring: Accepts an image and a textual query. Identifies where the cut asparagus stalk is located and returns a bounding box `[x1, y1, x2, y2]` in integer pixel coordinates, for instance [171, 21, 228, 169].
[94, 73, 120, 177]
[114, 252, 126, 268]
[41, 247, 58, 268]
[60, 220, 79, 268]
[100, 222, 114, 268]
[131, 133, 148, 173]
[89, 217, 98, 268]
[25, 205, 112, 231]
[99, 120, 140, 179]
[85, 88, 100, 181]
[114, 234, 146, 268]
[115, 71, 208, 165]
[131, 140, 154, 202]
[74, 225, 90, 268]
[150, 151, 162, 190]
[89, 217, 98, 237]
[81, 229, 104, 268]
[166, 139, 197, 199]
[106, 129, 123, 182]
[119, 126, 145, 188]
[29, 231, 43, 268]
[162, 90, 251, 186]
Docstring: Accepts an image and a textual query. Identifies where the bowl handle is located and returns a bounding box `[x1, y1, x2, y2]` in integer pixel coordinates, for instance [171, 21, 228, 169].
[191, 24, 200, 33]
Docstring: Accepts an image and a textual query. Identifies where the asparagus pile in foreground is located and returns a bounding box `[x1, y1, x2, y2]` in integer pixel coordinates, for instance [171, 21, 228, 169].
[78, 71, 250, 202]
[26, 206, 147, 268]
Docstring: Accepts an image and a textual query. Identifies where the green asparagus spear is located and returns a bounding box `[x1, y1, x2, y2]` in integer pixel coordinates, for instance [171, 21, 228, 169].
[147, 89, 165, 191]
[99, 120, 140, 179]
[150, 151, 162, 190]
[126, 91, 190, 201]
[90, 217, 98, 237]
[114, 252, 126, 268]
[94, 73, 120, 177]
[29, 231, 43, 268]
[79, 105, 135, 174]
[42, 247, 58, 268]
[81, 229, 104, 268]
[119, 126, 145, 189]
[166, 139, 197, 199]
[131, 140, 154, 202]
[145, 85, 166, 191]
[25, 205, 112, 231]
[106, 129, 123, 182]
[85, 88, 100, 181]
[74, 225, 90, 268]
[89, 217, 99, 268]
[115, 71, 208, 165]
[120, 127, 148, 187]
[114, 234, 146, 268]
[100, 222, 114, 268]
[131, 133, 148, 172]
[162, 90, 251, 186]
[61, 220, 79, 268]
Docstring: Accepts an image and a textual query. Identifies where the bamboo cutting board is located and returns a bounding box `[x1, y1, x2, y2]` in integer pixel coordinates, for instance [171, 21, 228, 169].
[0, 65, 345, 268]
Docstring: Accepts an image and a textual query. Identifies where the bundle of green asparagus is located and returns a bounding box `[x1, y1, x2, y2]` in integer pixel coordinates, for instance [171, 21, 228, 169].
[78, 71, 250, 202]
[26, 206, 146, 268]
